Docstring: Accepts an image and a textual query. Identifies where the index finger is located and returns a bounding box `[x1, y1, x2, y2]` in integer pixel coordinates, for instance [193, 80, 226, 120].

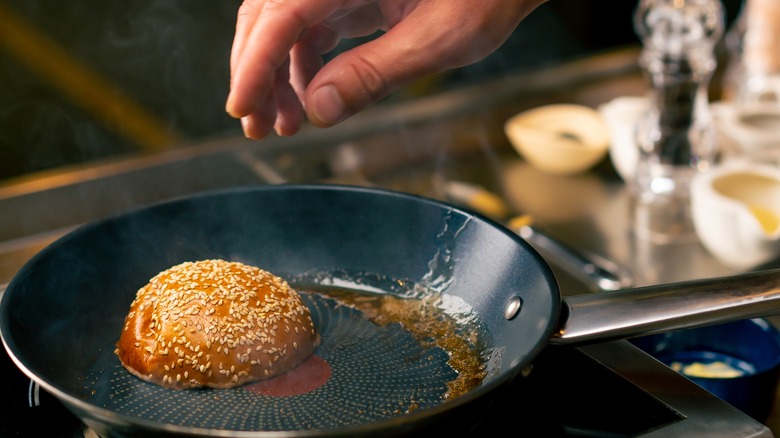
[227, 0, 359, 118]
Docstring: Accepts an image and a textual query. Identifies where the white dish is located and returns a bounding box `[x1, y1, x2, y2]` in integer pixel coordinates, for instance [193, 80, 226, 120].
[691, 161, 780, 269]
[711, 102, 780, 163]
[598, 96, 649, 182]
[504, 104, 610, 176]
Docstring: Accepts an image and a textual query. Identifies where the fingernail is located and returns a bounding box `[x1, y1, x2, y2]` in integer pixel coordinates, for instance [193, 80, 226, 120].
[240, 116, 256, 139]
[225, 91, 240, 118]
[311, 85, 346, 126]
[241, 116, 270, 140]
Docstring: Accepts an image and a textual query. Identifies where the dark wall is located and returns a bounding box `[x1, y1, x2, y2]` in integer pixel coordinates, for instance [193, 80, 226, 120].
[0, 0, 743, 182]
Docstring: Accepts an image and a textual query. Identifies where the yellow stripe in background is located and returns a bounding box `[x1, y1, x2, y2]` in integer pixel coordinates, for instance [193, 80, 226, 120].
[0, 2, 180, 152]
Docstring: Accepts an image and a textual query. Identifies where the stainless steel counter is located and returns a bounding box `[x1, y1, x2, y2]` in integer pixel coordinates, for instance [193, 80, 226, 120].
[1, 46, 778, 435]
[0, 46, 650, 283]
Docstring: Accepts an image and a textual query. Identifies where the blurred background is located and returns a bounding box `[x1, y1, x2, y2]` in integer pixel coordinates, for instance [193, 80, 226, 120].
[0, 0, 742, 183]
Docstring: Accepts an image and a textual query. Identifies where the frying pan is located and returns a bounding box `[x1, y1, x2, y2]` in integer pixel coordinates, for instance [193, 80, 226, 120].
[2, 184, 780, 437]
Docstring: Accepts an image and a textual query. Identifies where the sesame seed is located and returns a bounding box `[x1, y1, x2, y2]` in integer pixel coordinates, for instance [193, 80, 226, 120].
[116, 259, 318, 389]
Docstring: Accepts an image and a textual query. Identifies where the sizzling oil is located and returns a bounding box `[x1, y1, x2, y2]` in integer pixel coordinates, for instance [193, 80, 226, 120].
[305, 286, 489, 401]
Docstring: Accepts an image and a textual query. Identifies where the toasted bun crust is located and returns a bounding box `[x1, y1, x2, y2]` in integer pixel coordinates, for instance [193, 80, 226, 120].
[115, 259, 318, 389]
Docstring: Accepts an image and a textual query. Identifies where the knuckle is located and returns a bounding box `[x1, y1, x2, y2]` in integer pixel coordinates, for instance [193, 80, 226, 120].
[235, 1, 261, 22]
[347, 56, 390, 105]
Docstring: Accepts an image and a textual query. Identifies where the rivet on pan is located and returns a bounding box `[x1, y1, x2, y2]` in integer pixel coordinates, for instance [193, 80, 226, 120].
[504, 295, 522, 320]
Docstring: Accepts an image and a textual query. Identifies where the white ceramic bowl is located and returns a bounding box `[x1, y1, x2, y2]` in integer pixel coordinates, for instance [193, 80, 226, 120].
[691, 161, 780, 269]
[504, 104, 610, 176]
[712, 102, 780, 163]
[598, 96, 649, 182]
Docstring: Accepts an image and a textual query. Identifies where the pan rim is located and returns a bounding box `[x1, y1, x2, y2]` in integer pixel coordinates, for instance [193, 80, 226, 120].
[0, 183, 562, 436]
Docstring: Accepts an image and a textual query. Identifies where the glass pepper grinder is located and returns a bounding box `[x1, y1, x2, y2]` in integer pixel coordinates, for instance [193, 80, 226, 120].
[631, 0, 725, 244]
[722, 0, 780, 105]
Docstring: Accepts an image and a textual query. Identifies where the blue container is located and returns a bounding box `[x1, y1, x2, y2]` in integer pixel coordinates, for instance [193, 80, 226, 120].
[631, 318, 780, 422]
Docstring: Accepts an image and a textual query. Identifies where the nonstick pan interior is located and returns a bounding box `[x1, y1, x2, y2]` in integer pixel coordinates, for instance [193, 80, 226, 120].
[0, 184, 560, 436]
[85, 292, 457, 430]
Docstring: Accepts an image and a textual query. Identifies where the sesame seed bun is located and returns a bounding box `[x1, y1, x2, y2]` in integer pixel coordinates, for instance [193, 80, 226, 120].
[115, 259, 319, 389]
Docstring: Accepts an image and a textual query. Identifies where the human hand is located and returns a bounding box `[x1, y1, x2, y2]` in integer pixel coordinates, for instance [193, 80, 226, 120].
[225, 0, 546, 139]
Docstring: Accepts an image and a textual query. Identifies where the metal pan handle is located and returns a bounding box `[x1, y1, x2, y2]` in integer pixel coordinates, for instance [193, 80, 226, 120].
[551, 268, 780, 345]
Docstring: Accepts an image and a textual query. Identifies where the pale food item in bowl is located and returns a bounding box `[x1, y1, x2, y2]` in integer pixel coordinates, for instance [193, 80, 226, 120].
[504, 104, 610, 175]
[632, 318, 780, 422]
[670, 360, 747, 378]
[115, 259, 319, 389]
[690, 162, 780, 269]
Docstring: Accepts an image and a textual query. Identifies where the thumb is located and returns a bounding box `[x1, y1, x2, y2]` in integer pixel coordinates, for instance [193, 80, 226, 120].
[303, 43, 403, 127]
[304, 24, 451, 127]
[303, 0, 539, 128]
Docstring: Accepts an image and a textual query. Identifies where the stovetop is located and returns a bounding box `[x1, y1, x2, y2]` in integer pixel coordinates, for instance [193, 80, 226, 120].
[1, 337, 83, 437]
[1, 306, 770, 438]
[469, 346, 684, 437]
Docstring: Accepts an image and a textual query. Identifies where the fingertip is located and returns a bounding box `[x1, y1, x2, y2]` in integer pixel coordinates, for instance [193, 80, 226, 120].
[226, 68, 273, 119]
[226, 93, 244, 119]
[226, 87, 255, 119]
[273, 113, 303, 136]
[240, 103, 277, 140]
[273, 123, 299, 137]
[241, 116, 269, 140]
[308, 85, 349, 127]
